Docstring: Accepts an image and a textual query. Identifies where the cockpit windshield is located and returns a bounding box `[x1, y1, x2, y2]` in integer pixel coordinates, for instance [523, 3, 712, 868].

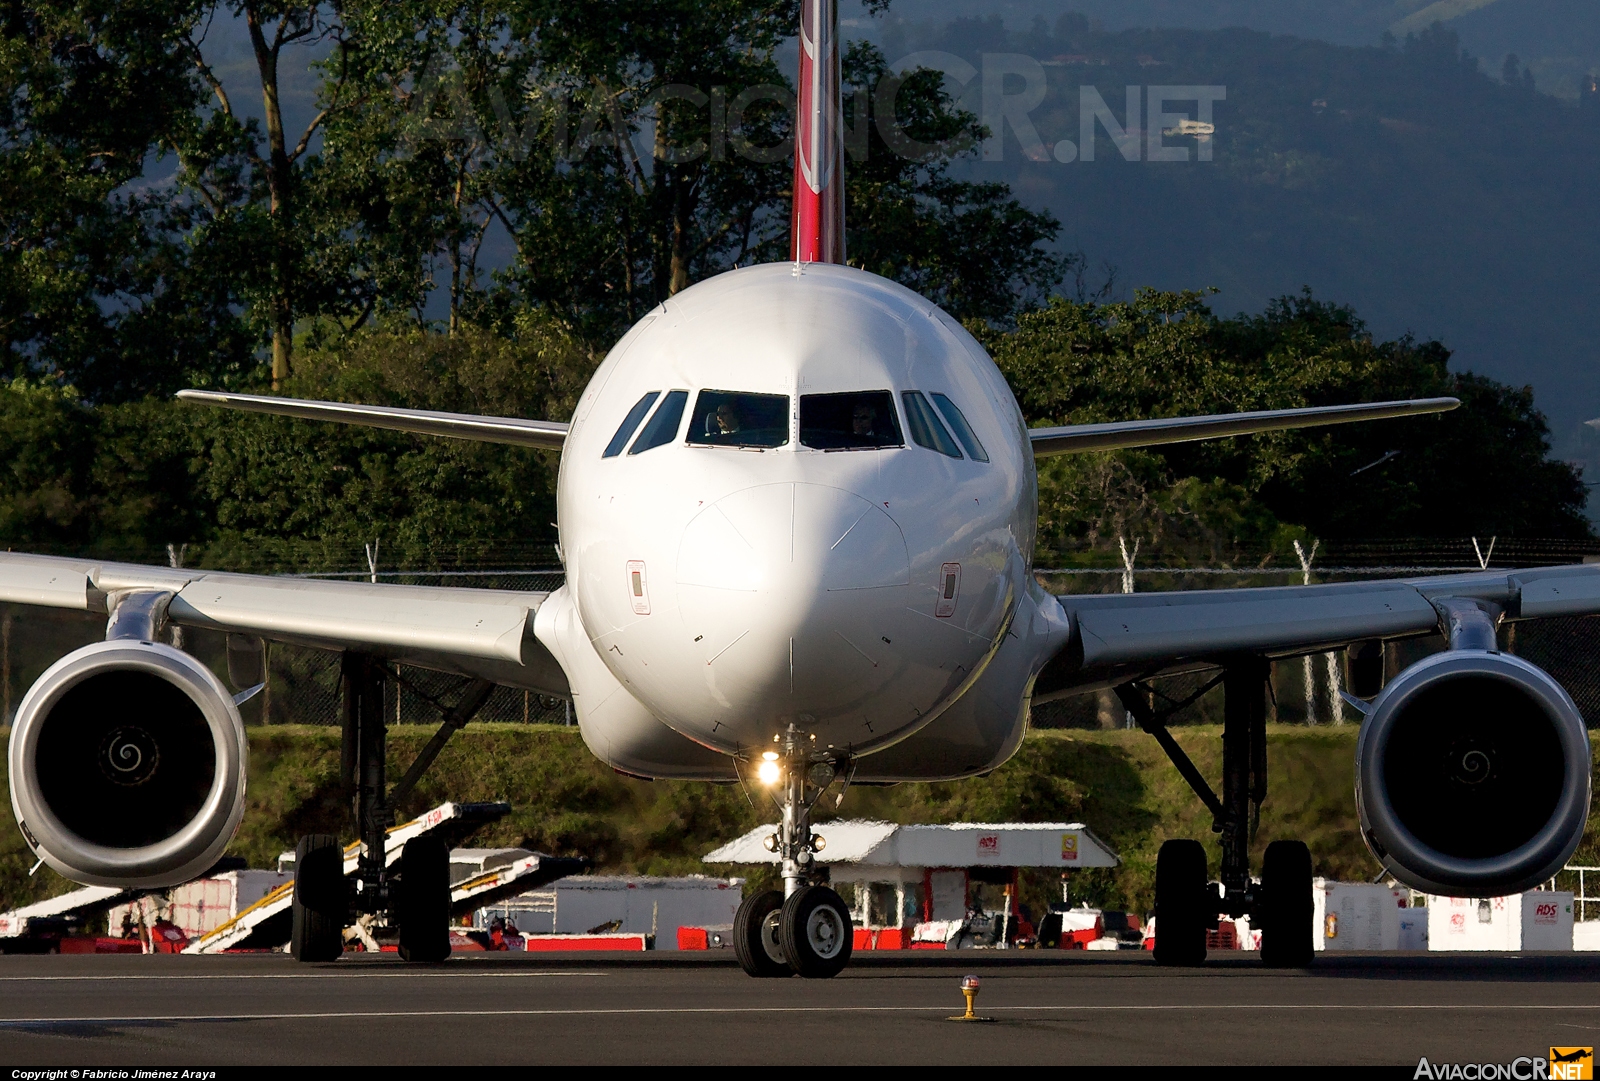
[799, 391, 903, 450]
[687, 390, 789, 448]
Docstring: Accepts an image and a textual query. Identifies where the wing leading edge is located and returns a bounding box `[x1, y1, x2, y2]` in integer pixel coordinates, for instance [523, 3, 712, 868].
[1028, 398, 1458, 457]
[176, 390, 569, 451]
[0, 552, 569, 695]
[1034, 563, 1600, 699]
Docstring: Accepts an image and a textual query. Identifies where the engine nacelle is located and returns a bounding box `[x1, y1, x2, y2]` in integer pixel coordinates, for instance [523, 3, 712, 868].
[1355, 649, 1590, 897]
[8, 640, 248, 888]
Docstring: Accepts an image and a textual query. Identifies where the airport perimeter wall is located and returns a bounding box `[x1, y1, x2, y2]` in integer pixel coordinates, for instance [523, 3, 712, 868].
[5, 724, 1600, 930]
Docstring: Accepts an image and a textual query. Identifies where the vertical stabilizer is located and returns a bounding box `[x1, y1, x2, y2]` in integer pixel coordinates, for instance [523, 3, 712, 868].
[792, 0, 844, 263]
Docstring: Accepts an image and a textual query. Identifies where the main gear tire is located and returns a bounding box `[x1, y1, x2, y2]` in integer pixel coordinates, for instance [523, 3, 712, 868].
[1153, 838, 1209, 967]
[290, 834, 346, 963]
[1259, 839, 1315, 968]
[397, 835, 451, 962]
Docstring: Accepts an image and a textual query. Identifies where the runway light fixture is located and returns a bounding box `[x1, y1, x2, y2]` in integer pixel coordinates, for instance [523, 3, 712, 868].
[757, 751, 781, 785]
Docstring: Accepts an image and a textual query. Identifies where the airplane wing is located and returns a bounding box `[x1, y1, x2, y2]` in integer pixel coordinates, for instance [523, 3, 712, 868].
[1028, 398, 1458, 457]
[1034, 562, 1600, 698]
[175, 390, 569, 451]
[0, 552, 569, 695]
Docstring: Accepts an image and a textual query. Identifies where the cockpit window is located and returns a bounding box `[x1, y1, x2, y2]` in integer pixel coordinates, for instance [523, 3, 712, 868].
[902, 391, 962, 458]
[628, 390, 688, 454]
[799, 391, 903, 450]
[687, 390, 789, 448]
[930, 392, 989, 462]
[603, 391, 660, 458]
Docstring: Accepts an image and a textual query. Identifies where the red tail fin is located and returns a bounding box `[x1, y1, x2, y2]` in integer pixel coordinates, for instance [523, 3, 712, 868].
[792, 0, 844, 263]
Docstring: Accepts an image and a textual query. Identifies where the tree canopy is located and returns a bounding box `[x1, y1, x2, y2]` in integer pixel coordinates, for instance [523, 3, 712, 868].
[989, 289, 1592, 564]
[0, 2, 1589, 567]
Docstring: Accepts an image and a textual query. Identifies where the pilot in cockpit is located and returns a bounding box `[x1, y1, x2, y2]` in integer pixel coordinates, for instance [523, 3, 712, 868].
[712, 402, 742, 437]
[852, 402, 879, 438]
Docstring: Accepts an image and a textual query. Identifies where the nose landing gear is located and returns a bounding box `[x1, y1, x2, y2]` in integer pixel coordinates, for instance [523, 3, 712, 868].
[733, 730, 855, 978]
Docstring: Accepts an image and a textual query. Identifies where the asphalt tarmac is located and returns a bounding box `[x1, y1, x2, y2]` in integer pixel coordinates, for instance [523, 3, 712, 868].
[0, 950, 1594, 1067]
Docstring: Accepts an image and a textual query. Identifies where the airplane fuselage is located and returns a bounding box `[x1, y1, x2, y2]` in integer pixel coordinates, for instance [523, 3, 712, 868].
[534, 263, 1070, 781]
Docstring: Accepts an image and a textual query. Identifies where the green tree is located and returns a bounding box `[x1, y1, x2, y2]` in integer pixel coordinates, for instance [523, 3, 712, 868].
[988, 288, 1592, 561]
[843, 42, 1066, 323]
[0, 0, 258, 399]
[176, 1, 360, 386]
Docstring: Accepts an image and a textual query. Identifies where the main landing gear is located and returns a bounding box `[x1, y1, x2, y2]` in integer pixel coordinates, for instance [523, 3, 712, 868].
[1118, 659, 1314, 968]
[734, 728, 854, 979]
[291, 653, 494, 962]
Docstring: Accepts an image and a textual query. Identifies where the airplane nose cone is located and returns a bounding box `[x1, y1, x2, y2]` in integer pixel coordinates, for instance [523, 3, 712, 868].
[675, 483, 916, 742]
[678, 482, 908, 593]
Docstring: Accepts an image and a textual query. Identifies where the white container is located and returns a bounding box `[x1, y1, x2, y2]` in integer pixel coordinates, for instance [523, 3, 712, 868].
[1399, 910, 1429, 950]
[1425, 891, 1573, 951]
[1429, 894, 1519, 950]
[1572, 921, 1600, 951]
[1314, 880, 1408, 951]
[1521, 892, 1574, 950]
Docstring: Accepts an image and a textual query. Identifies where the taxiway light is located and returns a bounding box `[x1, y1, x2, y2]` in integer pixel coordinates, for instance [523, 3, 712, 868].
[812, 834, 827, 852]
[757, 755, 781, 785]
[949, 974, 993, 1023]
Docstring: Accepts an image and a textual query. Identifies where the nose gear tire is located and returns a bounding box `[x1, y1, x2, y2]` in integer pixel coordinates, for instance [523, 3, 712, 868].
[734, 890, 791, 977]
[780, 885, 853, 978]
[398, 835, 451, 962]
[291, 834, 347, 962]
[1154, 839, 1208, 967]
[1259, 839, 1314, 967]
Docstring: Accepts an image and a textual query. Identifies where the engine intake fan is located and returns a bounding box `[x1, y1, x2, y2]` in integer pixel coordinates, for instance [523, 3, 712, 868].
[1355, 648, 1590, 897]
[8, 640, 248, 888]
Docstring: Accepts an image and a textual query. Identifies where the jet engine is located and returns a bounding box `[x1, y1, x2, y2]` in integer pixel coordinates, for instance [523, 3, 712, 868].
[1355, 649, 1590, 896]
[8, 640, 248, 888]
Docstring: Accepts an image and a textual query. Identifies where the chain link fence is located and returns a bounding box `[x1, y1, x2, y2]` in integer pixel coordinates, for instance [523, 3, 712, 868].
[1, 543, 1598, 730]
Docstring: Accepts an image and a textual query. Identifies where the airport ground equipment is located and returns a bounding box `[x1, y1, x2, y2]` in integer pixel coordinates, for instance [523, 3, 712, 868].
[186, 801, 555, 954]
[0, 884, 148, 949]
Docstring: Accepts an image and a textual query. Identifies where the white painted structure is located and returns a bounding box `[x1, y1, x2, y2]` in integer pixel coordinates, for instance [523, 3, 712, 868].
[1314, 881, 1413, 952]
[706, 820, 1117, 929]
[1426, 892, 1574, 951]
[478, 875, 743, 949]
[705, 820, 1119, 870]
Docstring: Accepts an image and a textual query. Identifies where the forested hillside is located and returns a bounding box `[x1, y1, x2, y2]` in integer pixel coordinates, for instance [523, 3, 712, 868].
[875, 14, 1600, 487]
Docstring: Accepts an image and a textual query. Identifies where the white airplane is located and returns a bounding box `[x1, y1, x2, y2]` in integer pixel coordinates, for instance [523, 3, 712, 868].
[3, 0, 1596, 977]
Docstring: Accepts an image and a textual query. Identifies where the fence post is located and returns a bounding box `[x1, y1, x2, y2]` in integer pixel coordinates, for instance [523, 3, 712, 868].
[1294, 540, 1320, 724]
[1118, 535, 1139, 595]
[166, 544, 187, 651]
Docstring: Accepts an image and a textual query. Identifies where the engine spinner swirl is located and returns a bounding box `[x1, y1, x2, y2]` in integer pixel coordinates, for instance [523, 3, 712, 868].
[99, 726, 159, 786]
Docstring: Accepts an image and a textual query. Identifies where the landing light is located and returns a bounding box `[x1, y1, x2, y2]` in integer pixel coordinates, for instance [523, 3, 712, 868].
[757, 752, 781, 785]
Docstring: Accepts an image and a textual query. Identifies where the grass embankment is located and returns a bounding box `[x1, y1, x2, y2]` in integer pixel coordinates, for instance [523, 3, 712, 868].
[5, 725, 1599, 919]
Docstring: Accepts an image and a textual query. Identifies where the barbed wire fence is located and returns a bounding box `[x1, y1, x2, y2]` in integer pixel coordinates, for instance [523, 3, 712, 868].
[1029, 534, 1600, 730]
[1, 537, 1598, 729]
